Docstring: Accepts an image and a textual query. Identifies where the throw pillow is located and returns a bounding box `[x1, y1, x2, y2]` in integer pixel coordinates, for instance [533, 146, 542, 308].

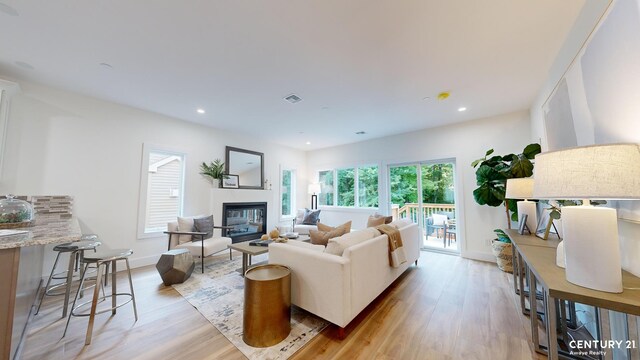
[193, 215, 214, 239]
[366, 215, 386, 228]
[309, 226, 348, 246]
[177, 216, 196, 244]
[432, 214, 448, 226]
[317, 221, 352, 234]
[324, 228, 380, 256]
[302, 208, 321, 225]
[373, 213, 393, 224]
[295, 209, 306, 224]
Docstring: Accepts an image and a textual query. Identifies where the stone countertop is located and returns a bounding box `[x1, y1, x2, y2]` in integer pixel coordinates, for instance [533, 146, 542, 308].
[0, 217, 82, 249]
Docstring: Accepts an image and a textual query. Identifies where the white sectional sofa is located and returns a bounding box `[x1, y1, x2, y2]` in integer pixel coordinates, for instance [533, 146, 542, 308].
[269, 220, 420, 331]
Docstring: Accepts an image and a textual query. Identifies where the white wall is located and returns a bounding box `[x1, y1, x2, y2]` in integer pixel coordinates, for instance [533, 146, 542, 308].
[529, 0, 640, 276]
[0, 81, 307, 269]
[306, 110, 532, 261]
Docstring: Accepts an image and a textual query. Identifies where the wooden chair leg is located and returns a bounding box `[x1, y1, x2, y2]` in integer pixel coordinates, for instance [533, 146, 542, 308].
[337, 326, 346, 339]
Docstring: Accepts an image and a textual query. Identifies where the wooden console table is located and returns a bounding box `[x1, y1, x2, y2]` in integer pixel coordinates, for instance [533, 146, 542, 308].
[506, 229, 640, 360]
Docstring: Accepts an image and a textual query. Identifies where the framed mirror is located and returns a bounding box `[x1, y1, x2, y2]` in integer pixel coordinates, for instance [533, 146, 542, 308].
[225, 146, 264, 189]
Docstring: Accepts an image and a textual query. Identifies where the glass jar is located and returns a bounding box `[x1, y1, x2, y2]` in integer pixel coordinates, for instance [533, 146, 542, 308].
[0, 195, 34, 224]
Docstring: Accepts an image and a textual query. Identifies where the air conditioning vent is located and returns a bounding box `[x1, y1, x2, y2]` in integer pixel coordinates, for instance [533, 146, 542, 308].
[284, 94, 302, 104]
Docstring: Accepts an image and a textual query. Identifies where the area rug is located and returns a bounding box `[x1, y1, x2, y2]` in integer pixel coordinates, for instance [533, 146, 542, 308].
[172, 254, 328, 360]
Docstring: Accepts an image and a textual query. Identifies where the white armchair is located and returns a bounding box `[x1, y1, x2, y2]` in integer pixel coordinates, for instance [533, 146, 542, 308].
[292, 209, 320, 235]
[164, 216, 233, 273]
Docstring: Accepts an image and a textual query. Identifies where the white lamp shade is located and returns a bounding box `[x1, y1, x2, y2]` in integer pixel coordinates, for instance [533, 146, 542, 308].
[533, 143, 640, 200]
[308, 183, 321, 195]
[505, 178, 534, 199]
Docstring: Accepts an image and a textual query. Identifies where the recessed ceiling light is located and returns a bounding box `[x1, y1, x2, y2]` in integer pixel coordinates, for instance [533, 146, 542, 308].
[99, 62, 113, 70]
[196, 108, 205, 114]
[284, 94, 303, 104]
[0, 3, 19, 16]
[305, 141, 311, 145]
[15, 61, 34, 70]
[355, 131, 366, 135]
[458, 107, 467, 112]
[422, 96, 431, 101]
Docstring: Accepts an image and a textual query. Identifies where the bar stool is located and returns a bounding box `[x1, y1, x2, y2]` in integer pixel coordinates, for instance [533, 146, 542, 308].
[36, 236, 101, 317]
[64, 248, 138, 345]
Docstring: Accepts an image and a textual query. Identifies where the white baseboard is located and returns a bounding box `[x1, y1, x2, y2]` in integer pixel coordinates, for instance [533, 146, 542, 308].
[129, 254, 161, 269]
[461, 250, 495, 263]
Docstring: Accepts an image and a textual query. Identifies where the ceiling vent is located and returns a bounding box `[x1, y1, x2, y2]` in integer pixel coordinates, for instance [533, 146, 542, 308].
[284, 94, 303, 104]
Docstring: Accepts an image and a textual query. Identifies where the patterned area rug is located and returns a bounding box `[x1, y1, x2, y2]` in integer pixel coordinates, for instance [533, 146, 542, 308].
[172, 254, 328, 360]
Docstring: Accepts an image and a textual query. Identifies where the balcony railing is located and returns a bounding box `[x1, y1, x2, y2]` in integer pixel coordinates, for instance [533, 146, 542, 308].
[391, 203, 455, 224]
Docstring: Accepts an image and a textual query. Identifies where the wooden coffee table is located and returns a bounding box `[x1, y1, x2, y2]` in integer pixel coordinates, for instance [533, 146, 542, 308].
[227, 242, 269, 276]
[228, 236, 311, 276]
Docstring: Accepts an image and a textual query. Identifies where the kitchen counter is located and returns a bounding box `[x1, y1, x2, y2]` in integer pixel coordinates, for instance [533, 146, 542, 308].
[0, 217, 82, 249]
[0, 217, 82, 360]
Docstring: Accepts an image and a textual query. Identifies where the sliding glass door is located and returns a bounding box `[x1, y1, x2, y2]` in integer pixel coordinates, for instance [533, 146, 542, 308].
[389, 160, 458, 254]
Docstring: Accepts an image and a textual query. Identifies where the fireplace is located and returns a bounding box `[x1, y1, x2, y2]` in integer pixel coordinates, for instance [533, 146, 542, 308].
[222, 202, 267, 243]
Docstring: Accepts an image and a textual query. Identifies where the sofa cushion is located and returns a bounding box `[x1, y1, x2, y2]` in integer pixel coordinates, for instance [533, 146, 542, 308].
[193, 215, 214, 239]
[317, 221, 352, 234]
[285, 240, 325, 252]
[294, 224, 317, 235]
[388, 218, 413, 229]
[177, 216, 196, 244]
[324, 228, 380, 256]
[176, 236, 232, 258]
[302, 208, 321, 225]
[295, 209, 306, 224]
[309, 226, 348, 246]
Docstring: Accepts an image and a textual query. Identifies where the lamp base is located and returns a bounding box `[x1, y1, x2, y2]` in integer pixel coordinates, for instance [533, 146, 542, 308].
[556, 240, 565, 268]
[562, 206, 622, 293]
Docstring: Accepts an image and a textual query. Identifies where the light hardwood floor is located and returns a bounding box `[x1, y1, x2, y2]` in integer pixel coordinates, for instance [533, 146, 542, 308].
[22, 251, 545, 360]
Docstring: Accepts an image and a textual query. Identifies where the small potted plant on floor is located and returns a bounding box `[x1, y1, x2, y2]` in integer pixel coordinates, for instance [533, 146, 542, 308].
[200, 159, 225, 188]
[492, 229, 513, 272]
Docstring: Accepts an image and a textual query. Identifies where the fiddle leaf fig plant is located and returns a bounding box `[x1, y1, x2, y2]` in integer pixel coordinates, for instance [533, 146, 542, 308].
[200, 159, 225, 182]
[471, 143, 541, 227]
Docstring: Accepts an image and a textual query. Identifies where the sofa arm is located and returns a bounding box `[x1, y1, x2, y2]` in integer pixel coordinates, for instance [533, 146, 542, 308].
[269, 243, 351, 327]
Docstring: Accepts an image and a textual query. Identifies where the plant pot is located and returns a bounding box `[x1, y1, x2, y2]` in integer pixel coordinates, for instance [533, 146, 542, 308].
[491, 240, 513, 273]
[212, 179, 220, 188]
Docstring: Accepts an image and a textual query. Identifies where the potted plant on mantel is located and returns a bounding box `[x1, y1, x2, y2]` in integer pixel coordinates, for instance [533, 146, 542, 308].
[471, 143, 541, 273]
[200, 159, 225, 188]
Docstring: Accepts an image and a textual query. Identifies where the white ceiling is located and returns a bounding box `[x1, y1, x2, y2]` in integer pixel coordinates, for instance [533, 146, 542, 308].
[0, 0, 584, 150]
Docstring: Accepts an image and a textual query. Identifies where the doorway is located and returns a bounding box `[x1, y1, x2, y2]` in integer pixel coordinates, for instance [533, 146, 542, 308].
[388, 160, 458, 254]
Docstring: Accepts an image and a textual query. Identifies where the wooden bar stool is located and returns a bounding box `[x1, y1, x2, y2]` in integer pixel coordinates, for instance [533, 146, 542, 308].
[63, 248, 138, 345]
[36, 237, 101, 317]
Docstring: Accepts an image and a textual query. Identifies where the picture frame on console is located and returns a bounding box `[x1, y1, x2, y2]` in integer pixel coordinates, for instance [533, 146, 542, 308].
[222, 174, 239, 189]
[518, 214, 530, 235]
[535, 208, 560, 240]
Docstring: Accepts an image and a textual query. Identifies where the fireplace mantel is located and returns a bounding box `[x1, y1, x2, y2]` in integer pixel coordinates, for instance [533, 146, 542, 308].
[210, 188, 277, 236]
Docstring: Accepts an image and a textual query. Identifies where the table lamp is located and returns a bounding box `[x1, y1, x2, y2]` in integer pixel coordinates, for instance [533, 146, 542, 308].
[505, 178, 537, 234]
[533, 143, 640, 293]
[308, 183, 321, 210]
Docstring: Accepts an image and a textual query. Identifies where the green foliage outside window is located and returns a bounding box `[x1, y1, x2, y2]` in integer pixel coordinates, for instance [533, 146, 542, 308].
[337, 168, 355, 206]
[358, 165, 379, 207]
[281, 170, 292, 216]
[318, 170, 334, 206]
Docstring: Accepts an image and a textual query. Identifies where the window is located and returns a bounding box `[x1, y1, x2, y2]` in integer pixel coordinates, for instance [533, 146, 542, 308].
[138, 144, 185, 237]
[358, 165, 379, 207]
[337, 168, 355, 206]
[318, 170, 334, 206]
[318, 165, 379, 208]
[281, 168, 295, 217]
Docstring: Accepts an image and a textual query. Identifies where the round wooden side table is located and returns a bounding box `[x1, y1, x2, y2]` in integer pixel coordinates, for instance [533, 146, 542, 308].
[243, 264, 291, 347]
